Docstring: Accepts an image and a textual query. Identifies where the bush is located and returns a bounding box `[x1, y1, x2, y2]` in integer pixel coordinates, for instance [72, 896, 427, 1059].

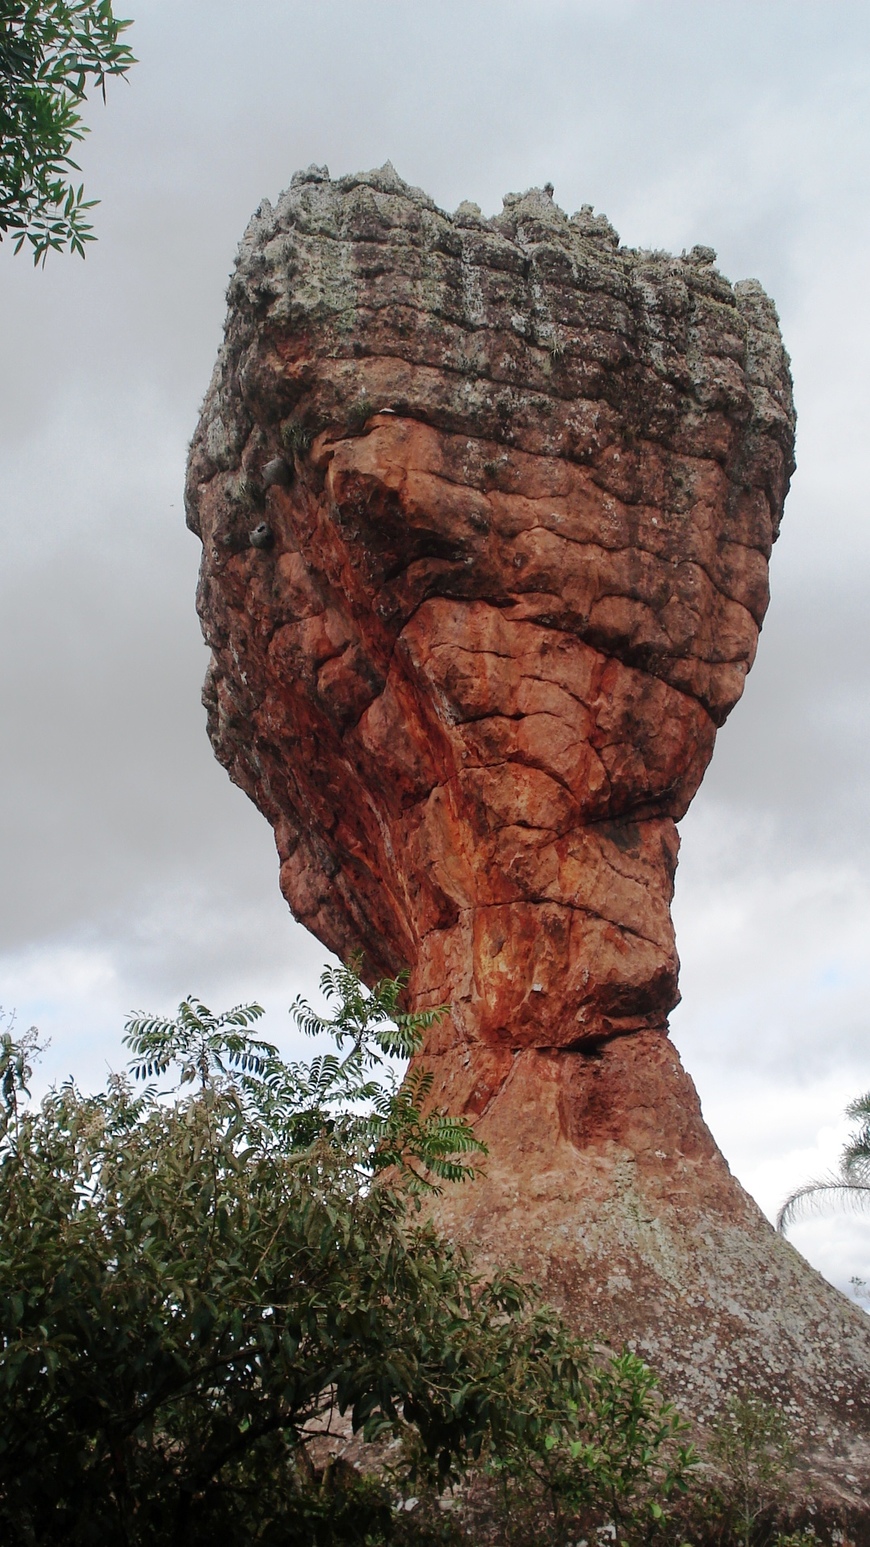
[0, 967, 695, 1545]
[696, 1396, 798, 1547]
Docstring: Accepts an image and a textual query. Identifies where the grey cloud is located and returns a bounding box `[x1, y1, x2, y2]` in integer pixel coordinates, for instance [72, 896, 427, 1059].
[2, 0, 870, 1284]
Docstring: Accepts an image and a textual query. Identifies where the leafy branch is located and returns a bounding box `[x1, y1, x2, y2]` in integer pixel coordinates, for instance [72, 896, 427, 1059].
[124, 959, 483, 1192]
[0, 0, 135, 262]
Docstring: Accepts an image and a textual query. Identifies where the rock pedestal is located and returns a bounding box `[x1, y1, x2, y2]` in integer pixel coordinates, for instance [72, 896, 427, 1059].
[187, 164, 870, 1499]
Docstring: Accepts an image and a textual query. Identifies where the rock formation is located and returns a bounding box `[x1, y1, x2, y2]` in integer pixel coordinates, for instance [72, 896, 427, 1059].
[187, 164, 870, 1498]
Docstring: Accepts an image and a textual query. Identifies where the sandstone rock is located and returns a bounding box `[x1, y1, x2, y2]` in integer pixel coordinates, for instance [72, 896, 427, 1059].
[187, 165, 870, 1499]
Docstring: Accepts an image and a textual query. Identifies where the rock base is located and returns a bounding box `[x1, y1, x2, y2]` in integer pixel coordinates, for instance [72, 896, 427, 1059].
[424, 1033, 870, 1506]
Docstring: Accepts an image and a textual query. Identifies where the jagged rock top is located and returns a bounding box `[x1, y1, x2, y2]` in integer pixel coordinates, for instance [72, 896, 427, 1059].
[190, 160, 794, 522]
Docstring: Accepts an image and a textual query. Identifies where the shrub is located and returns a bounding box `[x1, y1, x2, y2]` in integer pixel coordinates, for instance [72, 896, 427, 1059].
[0, 966, 695, 1544]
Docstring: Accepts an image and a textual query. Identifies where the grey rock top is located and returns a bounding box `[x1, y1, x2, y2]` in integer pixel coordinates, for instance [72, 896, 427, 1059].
[190, 161, 794, 516]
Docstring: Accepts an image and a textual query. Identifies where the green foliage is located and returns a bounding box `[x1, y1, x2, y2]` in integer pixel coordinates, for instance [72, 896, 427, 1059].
[778, 1088, 870, 1231]
[347, 395, 378, 433]
[704, 1396, 795, 1547]
[842, 1089, 870, 1171]
[124, 995, 272, 1088]
[0, 972, 508, 1541]
[771, 1532, 820, 1547]
[124, 961, 481, 1191]
[0, 0, 135, 262]
[0, 966, 701, 1543]
[486, 1347, 696, 1545]
[281, 416, 313, 457]
[0, 970, 517, 1543]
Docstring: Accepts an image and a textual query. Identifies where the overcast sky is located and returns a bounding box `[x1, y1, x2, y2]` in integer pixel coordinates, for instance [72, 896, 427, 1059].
[2, 0, 870, 1294]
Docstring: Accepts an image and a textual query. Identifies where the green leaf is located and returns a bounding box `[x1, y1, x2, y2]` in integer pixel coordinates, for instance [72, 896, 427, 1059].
[0, 0, 135, 260]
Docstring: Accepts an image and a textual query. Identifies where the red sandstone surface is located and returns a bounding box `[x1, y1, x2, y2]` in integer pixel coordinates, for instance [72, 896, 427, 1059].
[187, 164, 870, 1498]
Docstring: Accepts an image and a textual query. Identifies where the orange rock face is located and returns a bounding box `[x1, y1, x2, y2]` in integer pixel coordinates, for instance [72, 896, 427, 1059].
[188, 165, 870, 1494]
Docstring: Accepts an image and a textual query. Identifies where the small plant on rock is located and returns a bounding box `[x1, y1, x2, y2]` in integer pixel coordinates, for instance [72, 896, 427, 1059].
[281, 417, 313, 458]
[705, 1395, 796, 1547]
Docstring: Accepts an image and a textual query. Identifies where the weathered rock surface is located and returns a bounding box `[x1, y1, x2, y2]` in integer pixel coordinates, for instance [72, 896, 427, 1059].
[187, 164, 870, 1499]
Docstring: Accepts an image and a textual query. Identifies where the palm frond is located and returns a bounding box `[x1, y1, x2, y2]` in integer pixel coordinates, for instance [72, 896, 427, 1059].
[845, 1091, 870, 1123]
[841, 1144, 870, 1180]
[777, 1173, 870, 1232]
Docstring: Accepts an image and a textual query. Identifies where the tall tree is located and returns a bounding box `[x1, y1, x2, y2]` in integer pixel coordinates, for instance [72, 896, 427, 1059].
[0, 0, 134, 262]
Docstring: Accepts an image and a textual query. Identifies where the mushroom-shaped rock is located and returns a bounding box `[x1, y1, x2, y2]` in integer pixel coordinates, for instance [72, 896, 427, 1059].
[187, 165, 870, 1499]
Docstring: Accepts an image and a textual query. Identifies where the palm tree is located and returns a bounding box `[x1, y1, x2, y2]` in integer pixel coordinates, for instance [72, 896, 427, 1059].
[777, 1092, 870, 1232]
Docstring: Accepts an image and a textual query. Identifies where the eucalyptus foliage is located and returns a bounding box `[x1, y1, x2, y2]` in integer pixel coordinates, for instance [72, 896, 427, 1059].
[0, 0, 135, 261]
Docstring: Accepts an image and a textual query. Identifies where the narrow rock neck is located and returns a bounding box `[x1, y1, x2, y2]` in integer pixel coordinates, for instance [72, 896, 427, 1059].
[405, 807, 683, 1078]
